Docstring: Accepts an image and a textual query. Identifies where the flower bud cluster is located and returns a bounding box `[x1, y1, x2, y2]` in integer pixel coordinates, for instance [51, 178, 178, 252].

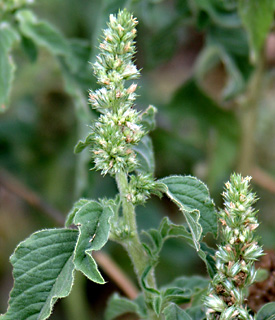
[205, 174, 263, 320]
[86, 9, 146, 175]
[125, 174, 165, 205]
[1, 0, 33, 12]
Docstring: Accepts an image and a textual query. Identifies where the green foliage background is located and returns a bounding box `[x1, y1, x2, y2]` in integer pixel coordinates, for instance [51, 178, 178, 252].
[0, 0, 275, 319]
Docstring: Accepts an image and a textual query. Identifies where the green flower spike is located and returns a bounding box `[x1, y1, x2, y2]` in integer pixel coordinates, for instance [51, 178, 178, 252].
[205, 173, 264, 320]
[86, 9, 145, 176]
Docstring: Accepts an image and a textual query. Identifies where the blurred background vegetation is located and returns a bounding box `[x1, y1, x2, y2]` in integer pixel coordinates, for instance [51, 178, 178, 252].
[0, 0, 275, 318]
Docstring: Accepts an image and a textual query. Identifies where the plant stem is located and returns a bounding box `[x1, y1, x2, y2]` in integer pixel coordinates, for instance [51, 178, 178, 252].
[115, 171, 158, 319]
[115, 171, 156, 287]
[237, 55, 265, 175]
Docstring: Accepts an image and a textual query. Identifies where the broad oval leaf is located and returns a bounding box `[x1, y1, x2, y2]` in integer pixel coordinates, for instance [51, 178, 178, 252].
[256, 302, 275, 320]
[73, 201, 113, 284]
[159, 175, 217, 251]
[0, 229, 78, 320]
[163, 303, 192, 320]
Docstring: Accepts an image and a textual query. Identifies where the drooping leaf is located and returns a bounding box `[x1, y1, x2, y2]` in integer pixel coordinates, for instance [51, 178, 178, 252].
[73, 201, 113, 284]
[256, 302, 275, 320]
[133, 135, 155, 174]
[160, 175, 217, 250]
[163, 303, 192, 320]
[105, 293, 146, 320]
[0, 23, 19, 112]
[0, 229, 78, 320]
[238, 0, 274, 62]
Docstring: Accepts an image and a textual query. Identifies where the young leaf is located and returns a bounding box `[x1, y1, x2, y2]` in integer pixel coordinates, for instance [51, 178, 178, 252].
[74, 133, 93, 154]
[256, 302, 275, 320]
[0, 23, 19, 112]
[105, 293, 146, 320]
[0, 229, 78, 320]
[73, 201, 113, 284]
[163, 303, 192, 320]
[238, 0, 274, 62]
[160, 175, 217, 250]
[133, 135, 155, 174]
[140, 105, 157, 132]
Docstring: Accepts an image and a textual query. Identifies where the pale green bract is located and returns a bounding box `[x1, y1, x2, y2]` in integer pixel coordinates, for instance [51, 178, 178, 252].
[0, 229, 78, 320]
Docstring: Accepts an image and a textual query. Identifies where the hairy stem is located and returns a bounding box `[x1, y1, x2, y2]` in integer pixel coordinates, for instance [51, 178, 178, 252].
[116, 171, 158, 318]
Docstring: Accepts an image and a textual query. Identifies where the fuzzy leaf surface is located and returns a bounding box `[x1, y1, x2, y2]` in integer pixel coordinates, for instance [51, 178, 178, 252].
[0, 229, 78, 320]
[256, 302, 275, 320]
[73, 201, 113, 284]
[238, 0, 274, 62]
[0, 23, 19, 111]
[160, 175, 217, 250]
[163, 303, 192, 320]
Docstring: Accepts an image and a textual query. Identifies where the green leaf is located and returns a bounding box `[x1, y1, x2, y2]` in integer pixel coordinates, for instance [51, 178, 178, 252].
[161, 287, 192, 306]
[238, 0, 274, 62]
[160, 175, 217, 250]
[74, 133, 93, 154]
[256, 302, 275, 320]
[65, 198, 91, 227]
[73, 201, 113, 284]
[133, 135, 155, 174]
[185, 305, 206, 320]
[105, 293, 146, 320]
[16, 10, 71, 62]
[194, 0, 241, 28]
[142, 217, 216, 278]
[163, 303, 192, 320]
[0, 23, 19, 112]
[168, 276, 209, 293]
[21, 35, 38, 62]
[140, 105, 157, 132]
[153, 295, 162, 316]
[1, 229, 78, 320]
